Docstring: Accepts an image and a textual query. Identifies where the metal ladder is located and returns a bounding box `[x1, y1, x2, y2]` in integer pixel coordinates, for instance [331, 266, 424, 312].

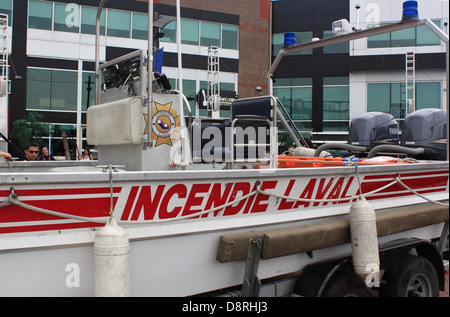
[207, 46, 221, 118]
[230, 116, 273, 169]
[0, 14, 9, 96]
[405, 52, 415, 116]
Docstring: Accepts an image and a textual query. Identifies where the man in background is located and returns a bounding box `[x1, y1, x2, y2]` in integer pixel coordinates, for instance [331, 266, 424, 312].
[38, 146, 55, 161]
[24, 142, 39, 161]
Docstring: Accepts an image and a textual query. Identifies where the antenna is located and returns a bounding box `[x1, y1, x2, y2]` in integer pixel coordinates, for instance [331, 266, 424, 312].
[355, 4, 361, 31]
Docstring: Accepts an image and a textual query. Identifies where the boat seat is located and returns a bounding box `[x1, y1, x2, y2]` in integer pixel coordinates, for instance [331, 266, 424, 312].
[191, 98, 275, 164]
[191, 119, 231, 163]
[231, 98, 272, 120]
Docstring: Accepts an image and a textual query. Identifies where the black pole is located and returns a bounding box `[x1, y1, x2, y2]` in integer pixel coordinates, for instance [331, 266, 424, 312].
[86, 75, 92, 109]
[0, 132, 28, 161]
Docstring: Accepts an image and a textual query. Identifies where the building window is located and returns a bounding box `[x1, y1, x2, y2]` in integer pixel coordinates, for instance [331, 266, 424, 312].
[367, 25, 390, 48]
[54, 2, 79, 33]
[24, 3, 239, 50]
[81, 5, 105, 35]
[272, 34, 284, 56]
[416, 82, 441, 110]
[107, 9, 131, 38]
[26, 68, 78, 111]
[323, 30, 349, 54]
[43, 124, 78, 158]
[272, 32, 313, 56]
[367, 83, 390, 113]
[367, 82, 441, 120]
[182, 79, 197, 116]
[222, 24, 238, 50]
[27, 68, 51, 109]
[132, 12, 148, 40]
[82, 72, 95, 111]
[323, 77, 349, 131]
[181, 19, 199, 45]
[273, 78, 313, 132]
[416, 23, 442, 46]
[0, 0, 12, 26]
[368, 20, 442, 48]
[391, 27, 416, 47]
[368, 83, 406, 118]
[200, 21, 220, 47]
[28, 0, 53, 30]
[160, 17, 176, 43]
[170, 78, 198, 116]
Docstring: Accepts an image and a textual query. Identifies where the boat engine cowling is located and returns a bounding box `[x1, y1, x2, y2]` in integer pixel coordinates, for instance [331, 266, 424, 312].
[401, 108, 447, 160]
[348, 112, 399, 149]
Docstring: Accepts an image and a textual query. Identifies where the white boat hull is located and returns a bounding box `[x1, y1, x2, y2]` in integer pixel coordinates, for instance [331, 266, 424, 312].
[0, 222, 445, 296]
[0, 162, 448, 296]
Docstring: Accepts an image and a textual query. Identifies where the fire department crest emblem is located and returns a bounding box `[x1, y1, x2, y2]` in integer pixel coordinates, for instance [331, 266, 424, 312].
[144, 102, 180, 146]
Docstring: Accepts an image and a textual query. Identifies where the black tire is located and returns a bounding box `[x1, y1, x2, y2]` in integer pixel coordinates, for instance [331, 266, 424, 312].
[293, 264, 334, 297]
[321, 271, 373, 297]
[379, 255, 439, 297]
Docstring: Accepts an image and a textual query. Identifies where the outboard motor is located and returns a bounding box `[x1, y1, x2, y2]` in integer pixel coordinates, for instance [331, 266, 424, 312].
[348, 112, 399, 149]
[401, 108, 447, 160]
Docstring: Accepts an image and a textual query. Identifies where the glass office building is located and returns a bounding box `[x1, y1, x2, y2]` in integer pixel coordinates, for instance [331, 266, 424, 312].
[1, 0, 447, 154]
[2, 0, 244, 157]
[271, 0, 448, 141]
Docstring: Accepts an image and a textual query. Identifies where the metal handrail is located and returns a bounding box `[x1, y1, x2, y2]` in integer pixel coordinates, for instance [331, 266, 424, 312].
[275, 97, 308, 148]
[230, 116, 272, 169]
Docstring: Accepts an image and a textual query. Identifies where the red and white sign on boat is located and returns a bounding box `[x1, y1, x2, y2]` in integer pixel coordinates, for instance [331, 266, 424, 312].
[1, 166, 448, 235]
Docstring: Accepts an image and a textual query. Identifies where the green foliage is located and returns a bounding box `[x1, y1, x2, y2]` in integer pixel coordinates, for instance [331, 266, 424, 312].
[278, 132, 294, 155]
[10, 112, 50, 150]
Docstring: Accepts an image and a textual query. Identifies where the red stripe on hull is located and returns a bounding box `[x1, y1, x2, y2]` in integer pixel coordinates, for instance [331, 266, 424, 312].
[361, 176, 449, 193]
[0, 197, 117, 223]
[363, 170, 448, 180]
[365, 187, 446, 201]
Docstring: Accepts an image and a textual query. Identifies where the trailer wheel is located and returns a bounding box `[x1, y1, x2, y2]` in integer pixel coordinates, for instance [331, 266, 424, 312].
[379, 255, 439, 297]
[321, 271, 373, 297]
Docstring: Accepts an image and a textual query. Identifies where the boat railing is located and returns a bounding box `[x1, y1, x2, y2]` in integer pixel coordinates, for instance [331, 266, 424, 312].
[229, 95, 278, 169]
[274, 97, 309, 149]
[170, 89, 192, 131]
[230, 116, 272, 169]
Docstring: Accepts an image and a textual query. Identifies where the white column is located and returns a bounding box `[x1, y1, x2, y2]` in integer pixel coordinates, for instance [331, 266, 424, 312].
[76, 60, 83, 154]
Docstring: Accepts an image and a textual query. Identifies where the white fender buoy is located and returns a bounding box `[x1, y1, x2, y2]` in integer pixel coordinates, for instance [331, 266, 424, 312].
[94, 217, 130, 297]
[349, 196, 380, 285]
